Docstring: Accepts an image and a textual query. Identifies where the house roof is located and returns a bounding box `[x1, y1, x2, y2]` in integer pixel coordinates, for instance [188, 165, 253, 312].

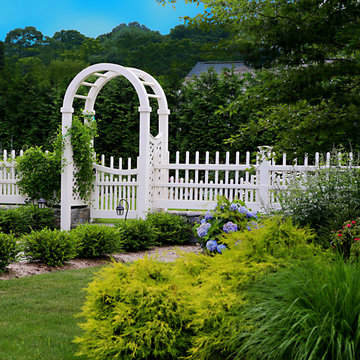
[186, 61, 253, 78]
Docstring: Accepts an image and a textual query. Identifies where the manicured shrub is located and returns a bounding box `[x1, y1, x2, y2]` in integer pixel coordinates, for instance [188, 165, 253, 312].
[236, 258, 360, 360]
[71, 223, 121, 258]
[193, 196, 260, 249]
[276, 151, 360, 247]
[0, 205, 56, 236]
[76, 216, 324, 360]
[75, 259, 194, 360]
[146, 211, 193, 245]
[21, 228, 76, 267]
[0, 233, 19, 272]
[115, 219, 159, 252]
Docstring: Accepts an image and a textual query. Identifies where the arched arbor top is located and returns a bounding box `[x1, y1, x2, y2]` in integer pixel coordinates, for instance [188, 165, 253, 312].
[60, 63, 170, 116]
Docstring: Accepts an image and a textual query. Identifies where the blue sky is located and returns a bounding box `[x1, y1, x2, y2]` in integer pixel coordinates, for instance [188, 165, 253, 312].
[0, 0, 203, 41]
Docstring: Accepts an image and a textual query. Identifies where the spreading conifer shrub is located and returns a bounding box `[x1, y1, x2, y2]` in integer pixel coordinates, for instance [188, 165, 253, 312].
[21, 228, 76, 267]
[76, 216, 324, 360]
[0, 233, 19, 272]
[0, 205, 56, 236]
[115, 219, 159, 252]
[146, 211, 193, 245]
[71, 223, 121, 258]
[75, 259, 194, 360]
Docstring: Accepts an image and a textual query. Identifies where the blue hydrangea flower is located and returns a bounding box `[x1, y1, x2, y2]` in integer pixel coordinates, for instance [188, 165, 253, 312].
[223, 221, 238, 233]
[197, 226, 208, 238]
[205, 210, 213, 220]
[216, 244, 226, 253]
[229, 203, 238, 211]
[247, 225, 251, 231]
[201, 219, 206, 224]
[206, 239, 218, 252]
[197, 222, 211, 237]
[238, 206, 247, 214]
[204, 222, 211, 230]
[246, 211, 258, 219]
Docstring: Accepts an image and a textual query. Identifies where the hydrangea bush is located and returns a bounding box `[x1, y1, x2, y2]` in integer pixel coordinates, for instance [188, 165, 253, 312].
[194, 196, 260, 251]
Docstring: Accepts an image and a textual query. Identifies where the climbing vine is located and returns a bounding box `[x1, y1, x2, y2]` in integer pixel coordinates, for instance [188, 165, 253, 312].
[69, 115, 97, 201]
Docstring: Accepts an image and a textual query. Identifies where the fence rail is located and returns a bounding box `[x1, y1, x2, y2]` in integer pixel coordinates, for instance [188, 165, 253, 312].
[1, 148, 357, 217]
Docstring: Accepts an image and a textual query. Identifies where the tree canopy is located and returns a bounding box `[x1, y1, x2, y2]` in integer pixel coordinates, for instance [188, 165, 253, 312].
[158, 0, 360, 156]
[0, 22, 237, 156]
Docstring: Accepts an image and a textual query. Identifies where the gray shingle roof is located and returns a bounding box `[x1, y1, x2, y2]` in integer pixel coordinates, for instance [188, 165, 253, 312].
[186, 61, 253, 77]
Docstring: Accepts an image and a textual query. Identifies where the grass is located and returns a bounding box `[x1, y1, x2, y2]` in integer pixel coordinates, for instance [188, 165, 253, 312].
[0, 266, 103, 360]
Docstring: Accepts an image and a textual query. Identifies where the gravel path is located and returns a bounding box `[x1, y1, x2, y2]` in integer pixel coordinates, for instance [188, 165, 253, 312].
[0, 244, 202, 280]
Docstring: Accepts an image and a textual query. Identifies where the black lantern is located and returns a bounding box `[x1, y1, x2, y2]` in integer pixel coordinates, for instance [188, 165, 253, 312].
[116, 199, 129, 220]
[37, 198, 46, 209]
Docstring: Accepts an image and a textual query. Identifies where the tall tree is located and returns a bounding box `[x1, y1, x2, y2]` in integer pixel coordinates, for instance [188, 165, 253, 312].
[5, 26, 45, 58]
[158, 0, 360, 156]
[0, 41, 4, 70]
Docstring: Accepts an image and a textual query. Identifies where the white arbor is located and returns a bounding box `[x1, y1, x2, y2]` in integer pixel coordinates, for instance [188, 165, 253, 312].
[60, 63, 170, 230]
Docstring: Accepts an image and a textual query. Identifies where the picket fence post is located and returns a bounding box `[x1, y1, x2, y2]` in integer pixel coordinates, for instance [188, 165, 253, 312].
[257, 146, 272, 211]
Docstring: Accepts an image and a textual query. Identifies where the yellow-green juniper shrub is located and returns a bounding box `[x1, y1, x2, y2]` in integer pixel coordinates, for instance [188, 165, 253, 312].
[75, 216, 326, 360]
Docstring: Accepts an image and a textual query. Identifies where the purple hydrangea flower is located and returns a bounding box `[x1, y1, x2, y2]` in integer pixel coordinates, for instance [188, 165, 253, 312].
[229, 203, 238, 211]
[216, 244, 226, 253]
[205, 211, 213, 220]
[223, 221, 238, 233]
[247, 225, 251, 231]
[201, 219, 207, 224]
[206, 239, 218, 252]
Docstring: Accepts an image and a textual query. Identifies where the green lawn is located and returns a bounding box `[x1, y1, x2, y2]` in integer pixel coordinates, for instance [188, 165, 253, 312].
[0, 267, 103, 360]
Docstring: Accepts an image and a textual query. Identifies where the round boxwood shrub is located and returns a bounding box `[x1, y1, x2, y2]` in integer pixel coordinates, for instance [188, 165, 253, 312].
[146, 211, 193, 245]
[115, 219, 159, 252]
[71, 223, 121, 258]
[21, 228, 76, 267]
[0, 233, 19, 272]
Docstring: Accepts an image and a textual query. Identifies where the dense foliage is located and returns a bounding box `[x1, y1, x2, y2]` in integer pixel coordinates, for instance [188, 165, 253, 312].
[0, 205, 55, 236]
[15, 146, 62, 204]
[0, 22, 234, 158]
[115, 219, 160, 252]
[275, 152, 360, 247]
[0, 233, 18, 272]
[145, 211, 193, 245]
[159, 0, 360, 156]
[71, 224, 120, 258]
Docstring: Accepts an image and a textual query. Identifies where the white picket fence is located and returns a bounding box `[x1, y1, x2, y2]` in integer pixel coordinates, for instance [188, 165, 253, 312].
[1, 148, 356, 217]
[0, 150, 25, 204]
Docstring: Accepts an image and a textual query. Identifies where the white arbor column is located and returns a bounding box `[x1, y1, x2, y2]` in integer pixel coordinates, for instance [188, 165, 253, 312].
[60, 107, 74, 230]
[137, 107, 152, 218]
[257, 146, 273, 212]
